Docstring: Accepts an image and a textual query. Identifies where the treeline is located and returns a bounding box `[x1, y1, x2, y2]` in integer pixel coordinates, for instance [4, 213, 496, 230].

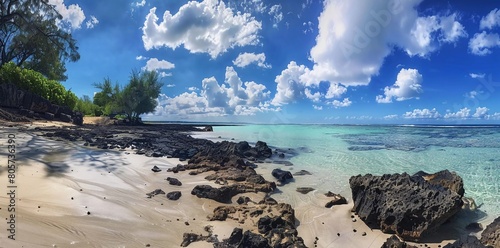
[75, 70, 163, 123]
[0, 62, 78, 109]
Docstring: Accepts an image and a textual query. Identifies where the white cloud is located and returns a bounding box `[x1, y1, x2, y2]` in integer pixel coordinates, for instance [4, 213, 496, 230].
[376, 68, 423, 103]
[444, 108, 470, 119]
[153, 67, 276, 118]
[142, 58, 175, 71]
[469, 73, 486, 79]
[466, 90, 480, 99]
[468, 31, 500, 55]
[272, 61, 308, 105]
[233, 52, 271, 68]
[331, 98, 352, 108]
[165, 84, 176, 88]
[325, 83, 347, 99]
[384, 114, 399, 120]
[85, 15, 99, 29]
[305, 88, 321, 102]
[300, 0, 466, 87]
[159, 72, 173, 78]
[313, 105, 323, 110]
[142, 1, 262, 58]
[269, 4, 283, 28]
[136, 55, 148, 61]
[480, 8, 500, 30]
[49, 0, 86, 30]
[486, 112, 500, 120]
[403, 108, 441, 119]
[473, 107, 489, 118]
[135, 0, 146, 7]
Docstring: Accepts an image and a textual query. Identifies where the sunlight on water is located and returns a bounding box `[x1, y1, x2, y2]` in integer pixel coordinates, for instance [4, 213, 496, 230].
[206, 125, 500, 220]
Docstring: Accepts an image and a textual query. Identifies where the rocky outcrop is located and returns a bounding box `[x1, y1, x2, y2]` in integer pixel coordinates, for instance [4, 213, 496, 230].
[481, 216, 500, 248]
[381, 235, 418, 248]
[191, 185, 243, 203]
[349, 171, 464, 241]
[208, 197, 306, 248]
[325, 193, 347, 208]
[414, 170, 464, 196]
[443, 236, 487, 248]
[0, 83, 80, 124]
[146, 189, 165, 198]
[166, 177, 182, 186]
[272, 168, 293, 184]
[166, 191, 182, 200]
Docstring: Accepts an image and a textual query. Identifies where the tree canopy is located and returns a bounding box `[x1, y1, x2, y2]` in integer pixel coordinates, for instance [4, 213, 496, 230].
[92, 70, 163, 123]
[0, 0, 79, 81]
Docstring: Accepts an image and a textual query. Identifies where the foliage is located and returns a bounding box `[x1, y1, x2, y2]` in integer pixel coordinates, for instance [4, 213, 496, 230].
[0, 62, 77, 109]
[0, 0, 80, 81]
[74, 95, 102, 116]
[93, 70, 163, 123]
[120, 70, 163, 123]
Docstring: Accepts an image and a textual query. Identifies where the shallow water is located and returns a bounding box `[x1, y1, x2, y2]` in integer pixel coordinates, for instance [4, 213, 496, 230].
[197, 124, 500, 222]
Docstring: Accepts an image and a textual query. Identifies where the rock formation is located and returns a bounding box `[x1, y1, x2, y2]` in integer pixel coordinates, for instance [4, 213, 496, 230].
[349, 171, 464, 241]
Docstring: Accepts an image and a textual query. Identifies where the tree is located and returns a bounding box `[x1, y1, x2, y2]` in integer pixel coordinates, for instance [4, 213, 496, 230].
[120, 70, 163, 123]
[93, 77, 122, 115]
[0, 0, 79, 81]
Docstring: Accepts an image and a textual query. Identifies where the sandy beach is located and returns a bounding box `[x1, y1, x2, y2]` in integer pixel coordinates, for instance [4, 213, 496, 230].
[0, 121, 495, 248]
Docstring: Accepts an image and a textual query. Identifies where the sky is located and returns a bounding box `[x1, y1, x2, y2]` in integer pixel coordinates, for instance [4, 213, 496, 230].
[51, 0, 500, 124]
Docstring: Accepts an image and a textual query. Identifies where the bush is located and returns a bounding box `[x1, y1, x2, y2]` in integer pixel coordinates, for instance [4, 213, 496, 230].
[0, 62, 76, 109]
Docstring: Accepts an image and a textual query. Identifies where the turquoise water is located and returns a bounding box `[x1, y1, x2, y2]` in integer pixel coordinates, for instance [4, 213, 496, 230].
[200, 125, 500, 221]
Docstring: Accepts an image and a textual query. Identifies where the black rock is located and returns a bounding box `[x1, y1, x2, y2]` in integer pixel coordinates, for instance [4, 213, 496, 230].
[465, 222, 483, 232]
[294, 170, 312, 176]
[296, 187, 315, 194]
[151, 165, 162, 173]
[272, 168, 293, 184]
[381, 235, 418, 248]
[146, 189, 165, 198]
[481, 216, 500, 248]
[324, 193, 347, 208]
[191, 185, 242, 203]
[443, 235, 487, 248]
[167, 191, 182, 200]
[350, 171, 464, 241]
[166, 177, 182, 186]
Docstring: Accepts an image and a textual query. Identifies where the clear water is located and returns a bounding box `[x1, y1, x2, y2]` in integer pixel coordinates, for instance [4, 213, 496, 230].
[200, 124, 500, 221]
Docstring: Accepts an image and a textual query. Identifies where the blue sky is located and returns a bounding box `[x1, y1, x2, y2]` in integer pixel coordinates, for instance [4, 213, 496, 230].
[53, 0, 500, 124]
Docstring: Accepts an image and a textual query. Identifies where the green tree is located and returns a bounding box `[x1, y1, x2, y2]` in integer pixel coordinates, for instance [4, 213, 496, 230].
[120, 70, 163, 123]
[0, 0, 79, 81]
[93, 77, 122, 115]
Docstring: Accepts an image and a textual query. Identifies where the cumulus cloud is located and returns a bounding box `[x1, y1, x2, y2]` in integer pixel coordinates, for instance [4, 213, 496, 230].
[142, 58, 174, 77]
[325, 84, 347, 99]
[403, 108, 441, 119]
[376, 68, 423, 103]
[300, 0, 466, 86]
[444, 107, 490, 119]
[152, 67, 276, 118]
[136, 55, 148, 61]
[480, 8, 500, 30]
[85, 15, 99, 29]
[272, 61, 308, 105]
[384, 114, 399, 120]
[331, 98, 352, 108]
[468, 31, 500, 55]
[142, 0, 262, 58]
[269, 4, 283, 28]
[444, 108, 470, 119]
[165, 84, 176, 88]
[469, 73, 486, 79]
[305, 88, 321, 102]
[313, 105, 323, 110]
[233, 52, 271, 68]
[49, 0, 86, 30]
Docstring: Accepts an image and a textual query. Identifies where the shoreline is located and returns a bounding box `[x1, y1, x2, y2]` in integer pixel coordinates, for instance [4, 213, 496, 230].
[0, 120, 497, 247]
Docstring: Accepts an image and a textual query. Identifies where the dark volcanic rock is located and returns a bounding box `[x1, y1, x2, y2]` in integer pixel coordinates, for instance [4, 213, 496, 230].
[481, 216, 500, 248]
[146, 189, 165, 198]
[325, 193, 347, 208]
[214, 229, 270, 248]
[166, 177, 182, 186]
[151, 165, 162, 173]
[167, 164, 186, 173]
[180, 233, 203, 247]
[465, 222, 483, 232]
[272, 168, 293, 184]
[414, 170, 465, 196]
[166, 191, 182, 200]
[294, 170, 312, 176]
[191, 185, 243, 203]
[381, 235, 418, 248]
[296, 187, 315, 194]
[349, 171, 464, 241]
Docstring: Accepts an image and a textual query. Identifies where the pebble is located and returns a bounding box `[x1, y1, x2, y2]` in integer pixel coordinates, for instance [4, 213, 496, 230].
[353, 229, 357, 232]
[337, 233, 340, 236]
[87, 211, 91, 215]
[362, 232, 366, 236]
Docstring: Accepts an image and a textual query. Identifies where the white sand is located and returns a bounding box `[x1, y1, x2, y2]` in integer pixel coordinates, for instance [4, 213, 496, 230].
[0, 125, 489, 248]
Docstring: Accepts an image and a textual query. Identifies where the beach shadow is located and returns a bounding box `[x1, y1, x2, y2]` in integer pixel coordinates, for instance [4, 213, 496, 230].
[416, 208, 488, 243]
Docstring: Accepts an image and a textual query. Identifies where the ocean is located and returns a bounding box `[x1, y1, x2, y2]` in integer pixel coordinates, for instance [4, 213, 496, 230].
[193, 124, 500, 222]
